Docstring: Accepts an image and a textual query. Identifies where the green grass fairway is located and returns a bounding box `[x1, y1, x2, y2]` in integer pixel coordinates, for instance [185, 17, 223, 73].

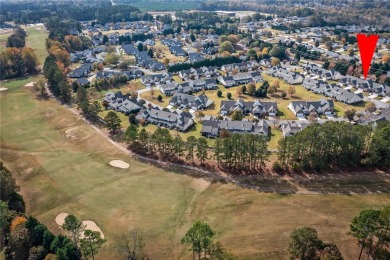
[1, 79, 390, 259]
[24, 26, 49, 65]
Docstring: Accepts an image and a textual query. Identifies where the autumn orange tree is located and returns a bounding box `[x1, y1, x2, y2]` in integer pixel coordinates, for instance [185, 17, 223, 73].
[10, 216, 27, 231]
[0, 47, 39, 79]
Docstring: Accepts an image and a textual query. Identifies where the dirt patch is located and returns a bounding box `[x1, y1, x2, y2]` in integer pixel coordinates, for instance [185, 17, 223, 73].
[82, 220, 105, 239]
[192, 178, 211, 192]
[64, 127, 90, 140]
[109, 160, 129, 169]
[55, 212, 69, 226]
[0, 87, 8, 92]
[44, 110, 56, 119]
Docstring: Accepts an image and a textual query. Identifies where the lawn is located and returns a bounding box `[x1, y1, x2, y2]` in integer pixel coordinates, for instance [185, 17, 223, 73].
[1, 79, 390, 259]
[261, 73, 366, 118]
[154, 41, 186, 64]
[268, 126, 283, 150]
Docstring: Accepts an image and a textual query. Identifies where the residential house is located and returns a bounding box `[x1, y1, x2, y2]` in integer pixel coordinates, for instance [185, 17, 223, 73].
[178, 66, 219, 80]
[357, 107, 390, 126]
[267, 66, 304, 85]
[218, 72, 263, 87]
[75, 78, 90, 87]
[288, 99, 334, 116]
[169, 46, 187, 56]
[303, 63, 334, 80]
[103, 91, 142, 115]
[169, 93, 214, 110]
[69, 63, 92, 78]
[136, 107, 194, 131]
[201, 119, 269, 138]
[221, 61, 259, 73]
[141, 73, 172, 87]
[188, 52, 205, 62]
[201, 47, 218, 55]
[220, 99, 278, 117]
[303, 78, 364, 104]
[122, 44, 139, 55]
[280, 121, 310, 137]
[160, 78, 217, 96]
[161, 39, 182, 47]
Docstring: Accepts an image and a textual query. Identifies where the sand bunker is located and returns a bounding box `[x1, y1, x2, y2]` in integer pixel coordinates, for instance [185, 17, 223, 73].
[55, 212, 69, 226]
[0, 87, 8, 92]
[81, 220, 105, 239]
[25, 82, 36, 87]
[109, 160, 129, 169]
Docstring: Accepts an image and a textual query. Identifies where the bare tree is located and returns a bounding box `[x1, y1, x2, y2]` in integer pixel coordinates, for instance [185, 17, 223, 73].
[114, 228, 146, 260]
[150, 87, 155, 99]
[34, 78, 47, 98]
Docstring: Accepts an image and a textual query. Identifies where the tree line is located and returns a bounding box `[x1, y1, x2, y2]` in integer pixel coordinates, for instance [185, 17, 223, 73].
[214, 133, 270, 171]
[0, 47, 39, 79]
[276, 121, 390, 171]
[199, 0, 390, 27]
[125, 126, 210, 165]
[124, 122, 271, 172]
[167, 56, 241, 73]
[117, 33, 154, 45]
[1, 1, 152, 25]
[43, 54, 72, 103]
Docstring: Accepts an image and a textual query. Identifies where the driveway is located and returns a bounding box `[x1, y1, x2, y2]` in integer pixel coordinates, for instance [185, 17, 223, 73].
[136, 88, 164, 109]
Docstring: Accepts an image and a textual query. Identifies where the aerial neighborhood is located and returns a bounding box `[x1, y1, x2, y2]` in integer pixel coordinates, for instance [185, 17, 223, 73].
[1, 1, 390, 259]
[53, 8, 390, 143]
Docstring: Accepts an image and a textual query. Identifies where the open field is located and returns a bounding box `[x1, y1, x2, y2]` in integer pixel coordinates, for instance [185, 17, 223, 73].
[1, 78, 390, 259]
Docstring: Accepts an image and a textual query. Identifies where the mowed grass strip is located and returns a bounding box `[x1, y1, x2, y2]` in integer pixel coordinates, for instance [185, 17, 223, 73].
[1, 79, 390, 260]
[24, 26, 49, 65]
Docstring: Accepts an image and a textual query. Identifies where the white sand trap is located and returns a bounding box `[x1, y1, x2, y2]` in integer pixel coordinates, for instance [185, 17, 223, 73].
[81, 220, 105, 239]
[109, 160, 129, 169]
[25, 82, 36, 87]
[0, 87, 7, 92]
[55, 212, 69, 226]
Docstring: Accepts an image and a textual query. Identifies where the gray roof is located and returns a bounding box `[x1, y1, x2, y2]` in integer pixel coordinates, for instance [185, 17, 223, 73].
[201, 119, 269, 137]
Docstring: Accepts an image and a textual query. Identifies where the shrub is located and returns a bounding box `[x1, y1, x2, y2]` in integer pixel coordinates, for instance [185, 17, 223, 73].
[272, 162, 282, 172]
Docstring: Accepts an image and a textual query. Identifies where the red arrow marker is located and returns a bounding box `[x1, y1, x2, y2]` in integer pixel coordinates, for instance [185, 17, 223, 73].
[357, 34, 379, 79]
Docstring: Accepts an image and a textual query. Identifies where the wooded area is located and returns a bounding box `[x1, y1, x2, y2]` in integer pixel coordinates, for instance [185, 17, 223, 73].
[277, 121, 390, 171]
